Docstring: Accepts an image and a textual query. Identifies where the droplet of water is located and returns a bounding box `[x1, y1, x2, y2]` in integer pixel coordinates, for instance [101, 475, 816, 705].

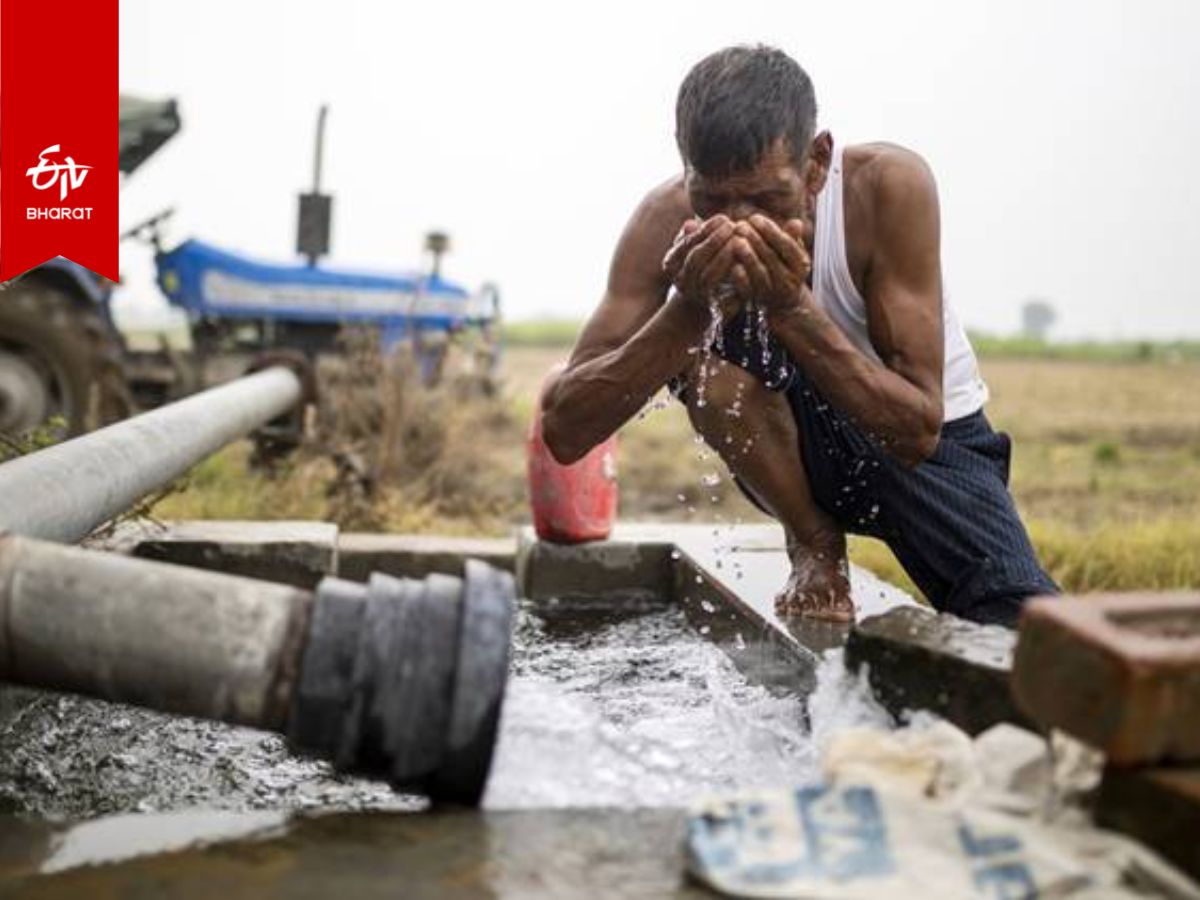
[701, 472, 721, 487]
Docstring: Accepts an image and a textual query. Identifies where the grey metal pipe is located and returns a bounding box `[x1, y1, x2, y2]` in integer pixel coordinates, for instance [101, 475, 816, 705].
[0, 533, 517, 805]
[0, 366, 303, 544]
[0, 533, 311, 729]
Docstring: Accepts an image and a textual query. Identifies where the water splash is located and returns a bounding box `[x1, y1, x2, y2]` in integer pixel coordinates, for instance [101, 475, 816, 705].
[724, 377, 746, 419]
[693, 296, 724, 409]
[634, 391, 671, 422]
[740, 303, 754, 369]
[484, 604, 894, 810]
[756, 304, 771, 371]
[485, 604, 810, 808]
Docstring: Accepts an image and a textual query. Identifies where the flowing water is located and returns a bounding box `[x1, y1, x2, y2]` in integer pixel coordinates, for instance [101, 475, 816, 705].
[0, 597, 889, 819]
[485, 598, 890, 809]
[692, 297, 724, 410]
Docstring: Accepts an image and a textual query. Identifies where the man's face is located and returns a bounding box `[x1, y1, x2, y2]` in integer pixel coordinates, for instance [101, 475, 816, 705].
[684, 134, 829, 230]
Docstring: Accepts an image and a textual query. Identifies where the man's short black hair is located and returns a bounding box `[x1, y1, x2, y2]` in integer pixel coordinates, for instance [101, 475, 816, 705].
[675, 45, 818, 177]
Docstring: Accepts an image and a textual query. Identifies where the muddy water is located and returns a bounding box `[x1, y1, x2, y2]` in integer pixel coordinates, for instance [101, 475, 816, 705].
[0, 596, 889, 821]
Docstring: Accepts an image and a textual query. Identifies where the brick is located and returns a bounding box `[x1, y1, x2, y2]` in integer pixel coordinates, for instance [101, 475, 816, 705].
[1012, 593, 1200, 765]
[1097, 765, 1200, 882]
[845, 606, 1033, 736]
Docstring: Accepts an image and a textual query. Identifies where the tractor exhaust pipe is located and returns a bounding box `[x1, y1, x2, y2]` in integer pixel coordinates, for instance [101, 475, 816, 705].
[0, 534, 514, 806]
[0, 365, 306, 544]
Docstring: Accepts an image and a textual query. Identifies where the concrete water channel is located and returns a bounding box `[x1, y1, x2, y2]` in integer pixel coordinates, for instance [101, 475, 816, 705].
[0, 519, 944, 896]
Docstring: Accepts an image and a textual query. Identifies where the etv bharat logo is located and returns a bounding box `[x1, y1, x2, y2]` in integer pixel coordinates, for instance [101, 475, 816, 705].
[25, 144, 94, 219]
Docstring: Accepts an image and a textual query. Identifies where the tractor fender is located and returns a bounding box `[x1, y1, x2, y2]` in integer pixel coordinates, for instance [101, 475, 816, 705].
[21, 258, 113, 309]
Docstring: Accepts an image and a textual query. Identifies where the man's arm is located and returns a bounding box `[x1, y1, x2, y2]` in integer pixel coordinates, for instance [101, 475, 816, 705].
[748, 151, 945, 467]
[541, 182, 713, 464]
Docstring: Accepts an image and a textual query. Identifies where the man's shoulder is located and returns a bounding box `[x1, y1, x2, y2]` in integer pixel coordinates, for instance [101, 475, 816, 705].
[844, 142, 937, 211]
[634, 173, 692, 232]
[611, 174, 692, 274]
[603, 174, 691, 298]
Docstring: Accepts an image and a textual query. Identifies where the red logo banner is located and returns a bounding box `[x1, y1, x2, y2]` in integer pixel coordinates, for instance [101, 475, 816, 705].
[0, 0, 117, 281]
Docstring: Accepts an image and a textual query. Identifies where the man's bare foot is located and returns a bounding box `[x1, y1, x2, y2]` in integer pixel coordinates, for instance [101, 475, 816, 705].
[773, 534, 854, 622]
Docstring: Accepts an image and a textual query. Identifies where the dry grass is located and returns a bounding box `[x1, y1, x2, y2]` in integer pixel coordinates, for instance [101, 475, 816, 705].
[155, 332, 526, 536]
[843, 358, 1200, 595]
[154, 341, 1200, 597]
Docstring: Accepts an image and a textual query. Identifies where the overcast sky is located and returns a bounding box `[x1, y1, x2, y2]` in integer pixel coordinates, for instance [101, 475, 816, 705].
[117, 0, 1200, 339]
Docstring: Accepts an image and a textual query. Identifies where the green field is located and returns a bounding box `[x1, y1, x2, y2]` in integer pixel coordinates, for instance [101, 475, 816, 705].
[140, 331, 1200, 600]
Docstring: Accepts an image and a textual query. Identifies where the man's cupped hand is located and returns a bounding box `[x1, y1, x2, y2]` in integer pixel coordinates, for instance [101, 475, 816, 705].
[663, 214, 814, 323]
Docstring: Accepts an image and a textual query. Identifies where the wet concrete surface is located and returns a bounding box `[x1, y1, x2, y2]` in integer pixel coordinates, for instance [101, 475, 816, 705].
[132, 519, 339, 589]
[845, 605, 1033, 735]
[3, 807, 706, 898]
[0, 686, 414, 820]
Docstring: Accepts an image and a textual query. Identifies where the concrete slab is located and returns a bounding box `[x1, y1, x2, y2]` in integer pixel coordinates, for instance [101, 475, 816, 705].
[515, 525, 674, 606]
[81, 517, 169, 554]
[516, 523, 918, 693]
[670, 522, 918, 643]
[1, 807, 703, 898]
[132, 520, 338, 589]
[845, 606, 1032, 735]
[338, 533, 515, 582]
[1013, 593, 1200, 765]
[1097, 765, 1200, 882]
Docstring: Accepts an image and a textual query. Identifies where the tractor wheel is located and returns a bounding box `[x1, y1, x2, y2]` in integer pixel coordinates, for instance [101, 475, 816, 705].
[0, 281, 135, 437]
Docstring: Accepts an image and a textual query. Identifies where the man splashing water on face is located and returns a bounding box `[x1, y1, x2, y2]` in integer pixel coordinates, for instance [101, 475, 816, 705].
[540, 45, 1057, 628]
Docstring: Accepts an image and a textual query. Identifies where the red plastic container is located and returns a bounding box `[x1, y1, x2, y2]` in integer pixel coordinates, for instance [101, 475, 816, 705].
[527, 365, 618, 543]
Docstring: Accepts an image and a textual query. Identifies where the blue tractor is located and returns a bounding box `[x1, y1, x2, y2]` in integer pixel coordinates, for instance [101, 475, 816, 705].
[138, 228, 500, 388]
[132, 102, 502, 397]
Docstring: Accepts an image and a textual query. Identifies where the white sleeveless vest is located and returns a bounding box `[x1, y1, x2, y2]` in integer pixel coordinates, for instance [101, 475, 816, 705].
[812, 144, 989, 422]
